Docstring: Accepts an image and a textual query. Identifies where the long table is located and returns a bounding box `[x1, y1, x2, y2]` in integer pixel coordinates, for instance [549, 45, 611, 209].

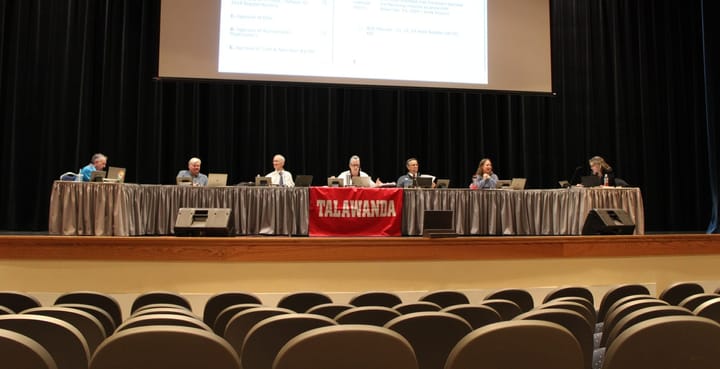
[48, 181, 645, 236]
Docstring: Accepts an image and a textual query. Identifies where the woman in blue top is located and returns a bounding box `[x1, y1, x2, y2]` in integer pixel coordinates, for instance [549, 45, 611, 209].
[470, 158, 498, 189]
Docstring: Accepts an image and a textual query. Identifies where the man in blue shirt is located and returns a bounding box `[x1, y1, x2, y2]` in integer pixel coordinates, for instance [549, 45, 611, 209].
[177, 157, 208, 186]
[80, 153, 107, 181]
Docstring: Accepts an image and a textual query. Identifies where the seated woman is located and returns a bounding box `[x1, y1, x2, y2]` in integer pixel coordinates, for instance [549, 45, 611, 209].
[588, 156, 615, 186]
[470, 158, 498, 189]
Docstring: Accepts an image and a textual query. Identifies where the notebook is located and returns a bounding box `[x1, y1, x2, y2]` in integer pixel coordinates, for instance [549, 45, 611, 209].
[106, 166, 126, 183]
[294, 175, 313, 187]
[581, 175, 602, 187]
[90, 171, 106, 182]
[208, 173, 228, 187]
[351, 176, 373, 187]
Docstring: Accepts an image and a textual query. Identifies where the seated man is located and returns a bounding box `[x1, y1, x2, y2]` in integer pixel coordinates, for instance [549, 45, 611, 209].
[80, 153, 107, 182]
[177, 157, 208, 186]
[266, 154, 294, 187]
[397, 158, 434, 188]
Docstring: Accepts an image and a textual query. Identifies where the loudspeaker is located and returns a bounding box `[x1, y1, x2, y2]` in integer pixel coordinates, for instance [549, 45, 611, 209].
[582, 208, 635, 235]
[422, 210, 458, 238]
[174, 208, 232, 236]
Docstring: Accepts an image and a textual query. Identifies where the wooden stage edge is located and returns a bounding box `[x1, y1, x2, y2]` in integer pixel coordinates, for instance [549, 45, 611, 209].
[0, 234, 719, 262]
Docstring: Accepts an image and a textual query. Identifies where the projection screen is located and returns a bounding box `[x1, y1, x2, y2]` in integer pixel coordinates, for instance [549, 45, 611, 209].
[159, 0, 552, 93]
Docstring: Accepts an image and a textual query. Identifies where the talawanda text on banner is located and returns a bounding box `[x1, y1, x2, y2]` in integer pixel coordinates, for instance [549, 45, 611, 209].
[309, 187, 403, 236]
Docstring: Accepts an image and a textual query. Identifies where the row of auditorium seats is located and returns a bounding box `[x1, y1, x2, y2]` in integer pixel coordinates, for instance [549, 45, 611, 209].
[0, 282, 719, 369]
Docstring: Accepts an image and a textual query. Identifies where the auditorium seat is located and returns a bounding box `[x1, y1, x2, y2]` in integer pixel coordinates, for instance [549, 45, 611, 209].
[89, 325, 241, 369]
[116, 313, 211, 333]
[223, 307, 293, 355]
[484, 288, 534, 313]
[335, 306, 401, 326]
[596, 284, 650, 324]
[599, 299, 669, 347]
[0, 314, 90, 369]
[54, 291, 123, 329]
[131, 291, 192, 314]
[203, 292, 263, 327]
[0, 306, 13, 315]
[538, 300, 597, 329]
[213, 303, 264, 336]
[677, 293, 720, 311]
[348, 291, 403, 308]
[394, 301, 442, 314]
[445, 320, 583, 369]
[418, 290, 469, 308]
[602, 306, 692, 349]
[273, 325, 418, 369]
[0, 291, 42, 313]
[240, 314, 336, 369]
[543, 286, 595, 306]
[0, 327, 58, 369]
[515, 308, 594, 369]
[305, 303, 354, 319]
[657, 282, 704, 305]
[480, 299, 522, 320]
[441, 304, 502, 329]
[384, 312, 471, 369]
[599, 316, 720, 369]
[276, 292, 332, 313]
[131, 306, 201, 320]
[693, 297, 720, 323]
[23, 306, 106, 354]
[54, 303, 116, 338]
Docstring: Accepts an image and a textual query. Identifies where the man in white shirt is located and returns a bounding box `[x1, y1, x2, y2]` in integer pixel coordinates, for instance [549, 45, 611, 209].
[337, 155, 371, 185]
[266, 154, 294, 187]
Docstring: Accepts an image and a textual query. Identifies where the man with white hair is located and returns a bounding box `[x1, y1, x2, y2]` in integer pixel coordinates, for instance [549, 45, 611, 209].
[266, 154, 294, 187]
[80, 153, 107, 182]
[336, 155, 381, 187]
[177, 157, 208, 186]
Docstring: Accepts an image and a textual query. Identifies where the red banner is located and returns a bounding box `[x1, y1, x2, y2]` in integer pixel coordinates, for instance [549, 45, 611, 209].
[309, 187, 404, 236]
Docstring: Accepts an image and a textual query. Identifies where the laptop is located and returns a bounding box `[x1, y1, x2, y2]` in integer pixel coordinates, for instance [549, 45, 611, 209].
[416, 176, 434, 189]
[496, 180, 512, 189]
[327, 177, 343, 187]
[176, 176, 192, 186]
[581, 175, 602, 187]
[436, 179, 450, 189]
[255, 176, 271, 186]
[351, 176, 372, 187]
[422, 210, 458, 238]
[208, 173, 228, 187]
[509, 178, 527, 190]
[294, 175, 313, 187]
[90, 171, 106, 182]
[106, 166, 126, 183]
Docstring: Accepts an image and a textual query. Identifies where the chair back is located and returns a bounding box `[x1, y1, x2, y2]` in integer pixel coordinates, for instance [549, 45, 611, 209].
[484, 288, 534, 313]
[306, 303, 354, 318]
[276, 292, 332, 313]
[539, 300, 597, 328]
[0, 327, 58, 369]
[694, 297, 720, 324]
[24, 306, 106, 354]
[203, 292, 262, 327]
[116, 313, 211, 333]
[224, 307, 293, 355]
[603, 306, 692, 349]
[335, 306, 401, 326]
[543, 286, 594, 305]
[131, 291, 192, 314]
[273, 325, 418, 369]
[241, 314, 336, 369]
[441, 304, 502, 329]
[444, 320, 583, 369]
[0, 314, 89, 369]
[131, 306, 200, 319]
[418, 290, 469, 308]
[601, 316, 720, 369]
[90, 325, 241, 369]
[678, 293, 720, 311]
[213, 303, 263, 335]
[596, 284, 650, 322]
[56, 303, 116, 337]
[658, 282, 704, 305]
[480, 299, 522, 320]
[385, 312, 472, 369]
[349, 291, 403, 308]
[601, 299, 668, 347]
[55, 291, 123, 328]
[0, 291, 41, 312]
[394, 301, 442, 314]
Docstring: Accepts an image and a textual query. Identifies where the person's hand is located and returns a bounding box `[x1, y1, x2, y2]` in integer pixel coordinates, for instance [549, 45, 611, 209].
[483, 173, 490, 180]
[375, 178, 383, 185]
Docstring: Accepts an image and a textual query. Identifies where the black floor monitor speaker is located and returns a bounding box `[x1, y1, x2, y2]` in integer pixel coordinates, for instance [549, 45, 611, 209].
[174, 208, 231, 236]
[582, 208, 635, 235]
[423, 210, 458, 238]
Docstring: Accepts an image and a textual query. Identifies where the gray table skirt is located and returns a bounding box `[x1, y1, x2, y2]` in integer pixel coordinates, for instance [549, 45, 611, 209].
[49, 182, 644, 236]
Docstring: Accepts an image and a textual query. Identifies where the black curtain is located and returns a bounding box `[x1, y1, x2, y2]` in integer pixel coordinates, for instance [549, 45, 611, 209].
[1, 0, 717, 232]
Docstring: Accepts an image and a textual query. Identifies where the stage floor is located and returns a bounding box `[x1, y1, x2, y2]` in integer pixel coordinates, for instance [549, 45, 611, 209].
[0, 234, 718, 262]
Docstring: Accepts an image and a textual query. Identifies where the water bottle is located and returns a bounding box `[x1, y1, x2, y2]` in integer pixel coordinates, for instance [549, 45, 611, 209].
[603, 174, 609, 186]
